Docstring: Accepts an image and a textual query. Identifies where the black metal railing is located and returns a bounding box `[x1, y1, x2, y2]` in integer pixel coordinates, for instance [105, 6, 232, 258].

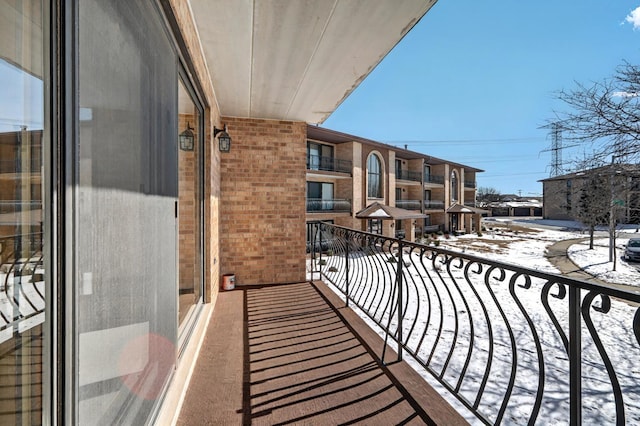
[396, 169, 422, 183]
[0, 232, 45, 341]
[307, 155, 352, 174]
[307, 222, 640, 425]
[424, 174, 445, 185]
[464, 180, 476, 188]
[424, 200, 445, 210]
[306, 199, 351, 213]
[395, 200, 421, 210]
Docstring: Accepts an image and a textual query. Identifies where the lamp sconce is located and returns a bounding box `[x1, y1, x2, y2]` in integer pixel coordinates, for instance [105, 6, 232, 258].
[179, 122, 195, 151]
[215, 124, 231, 152]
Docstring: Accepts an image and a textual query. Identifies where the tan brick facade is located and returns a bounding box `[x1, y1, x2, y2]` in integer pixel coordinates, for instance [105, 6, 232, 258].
[220, 117, 307, 285]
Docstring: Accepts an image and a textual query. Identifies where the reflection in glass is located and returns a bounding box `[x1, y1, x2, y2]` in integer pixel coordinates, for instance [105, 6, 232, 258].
[77, 1, 178, 423]
[0, 0, 46, 423]
[178, 79, 202, 331]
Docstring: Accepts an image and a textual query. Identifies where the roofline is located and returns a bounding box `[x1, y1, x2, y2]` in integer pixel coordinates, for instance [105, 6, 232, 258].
[307, 124, 484, 173]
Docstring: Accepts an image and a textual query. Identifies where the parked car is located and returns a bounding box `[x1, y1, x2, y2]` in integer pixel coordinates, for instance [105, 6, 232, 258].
[624, 238, 640, 262]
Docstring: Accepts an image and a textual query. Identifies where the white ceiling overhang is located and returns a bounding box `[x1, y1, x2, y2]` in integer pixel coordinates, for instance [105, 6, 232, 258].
[190, 0, 437, 124]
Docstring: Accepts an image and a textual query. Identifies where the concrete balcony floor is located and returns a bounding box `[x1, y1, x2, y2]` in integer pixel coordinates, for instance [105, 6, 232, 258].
[177, 281, 465, 425]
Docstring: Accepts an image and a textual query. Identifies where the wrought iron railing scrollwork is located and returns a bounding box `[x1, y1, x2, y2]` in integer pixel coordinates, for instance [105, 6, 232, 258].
[307, 222, 640, 425]
[0, 232, 45, 339]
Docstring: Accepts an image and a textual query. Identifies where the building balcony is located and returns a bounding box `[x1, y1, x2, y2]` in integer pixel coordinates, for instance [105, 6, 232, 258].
[307, 155, 352, 174]
[424, 174, 445, 185]
[464, 180, 476, 189]
[306, 198, 351, 213]
[396, 169, 422, 183]
[423, 200, 445, 210]
[395, 199, 421, 210]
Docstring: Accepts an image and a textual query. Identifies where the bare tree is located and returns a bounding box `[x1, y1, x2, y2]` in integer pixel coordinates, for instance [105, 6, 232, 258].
[575, 171, 609, 249]
[476, 186, 501, 207]
[552, 61, 640, 163]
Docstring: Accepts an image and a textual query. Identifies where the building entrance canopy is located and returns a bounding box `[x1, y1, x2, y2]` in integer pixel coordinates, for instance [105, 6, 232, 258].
[356, 202, 428, 220]
[446, 203, 489, 215]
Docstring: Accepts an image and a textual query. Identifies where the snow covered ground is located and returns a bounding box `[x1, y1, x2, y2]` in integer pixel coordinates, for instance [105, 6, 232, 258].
[310, 218, 640, 425]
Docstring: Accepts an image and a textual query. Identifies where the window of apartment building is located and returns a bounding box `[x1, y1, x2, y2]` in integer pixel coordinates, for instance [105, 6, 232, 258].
[0, 1, 49, 423]
[396, 188, 403, 201]
[367, 153, 383, 198]
[368, 219, 382, 234]
[307, 141, 333, 171]
[451, 170, 459, 202]
[395, 159, 402, 177]
[424, 164, 431, 179]
[307, 182, 334, 211]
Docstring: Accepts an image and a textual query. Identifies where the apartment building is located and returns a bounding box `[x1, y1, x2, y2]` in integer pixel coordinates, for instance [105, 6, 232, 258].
[306, 126, 484, 240]
[541, 164, 640, 224]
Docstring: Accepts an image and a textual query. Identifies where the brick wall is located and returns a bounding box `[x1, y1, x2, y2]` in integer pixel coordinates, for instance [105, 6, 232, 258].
[220, 117, 307, 285]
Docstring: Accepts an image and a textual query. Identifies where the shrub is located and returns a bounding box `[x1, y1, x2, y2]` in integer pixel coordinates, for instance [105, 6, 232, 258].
[318, 259, 327, 266]
[328, 266, 338, 272]
[387, 257, 397, 263]
[326, 249, 334, 257]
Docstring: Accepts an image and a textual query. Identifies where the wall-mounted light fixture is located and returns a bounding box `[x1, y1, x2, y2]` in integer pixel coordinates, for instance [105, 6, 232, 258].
[179, 122, 195, 151]
[214, 124, 231, 152]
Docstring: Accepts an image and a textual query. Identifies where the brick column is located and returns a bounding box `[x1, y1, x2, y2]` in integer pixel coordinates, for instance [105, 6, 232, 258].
[220, 117, 307, 285]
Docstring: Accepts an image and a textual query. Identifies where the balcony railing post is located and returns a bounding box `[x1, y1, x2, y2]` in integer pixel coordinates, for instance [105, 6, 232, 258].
[345, 235, 350, 308]
[569, 285, 582, 425]
[318, 223, 323, 279]
[396, 240, 404, 362]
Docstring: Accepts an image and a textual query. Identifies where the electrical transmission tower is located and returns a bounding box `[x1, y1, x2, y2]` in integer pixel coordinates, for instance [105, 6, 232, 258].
[539, 122, 577, 177]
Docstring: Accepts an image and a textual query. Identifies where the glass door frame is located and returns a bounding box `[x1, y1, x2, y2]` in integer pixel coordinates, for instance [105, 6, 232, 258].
[176, 64, 205, 353]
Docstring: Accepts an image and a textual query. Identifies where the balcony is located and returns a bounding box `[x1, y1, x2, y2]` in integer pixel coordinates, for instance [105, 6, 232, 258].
[464, 180, 476, 189]
[423, 200, 445, 210]
[424, 174, 445, 185]
[395, 199, 421, 210]
[178, 281, 464, 424]
[307, 155, 352, 174]
[395, 169, 422, 183]
[306, 198, 351, 213]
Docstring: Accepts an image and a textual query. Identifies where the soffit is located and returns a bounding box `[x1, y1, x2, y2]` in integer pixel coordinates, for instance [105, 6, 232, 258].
[190, 0, 436, 124]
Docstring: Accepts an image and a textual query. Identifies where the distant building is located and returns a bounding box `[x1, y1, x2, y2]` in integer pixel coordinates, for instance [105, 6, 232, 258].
[540, 165, 640, 224]
[305, 125, 485, 240]
[486, 196, 543, 217]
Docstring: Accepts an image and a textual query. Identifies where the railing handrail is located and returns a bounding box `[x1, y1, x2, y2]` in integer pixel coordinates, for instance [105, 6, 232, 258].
[396, 169, 422, 182]
[306, 154, 352, 174]
[306, 198, 351, 213]
[307, 222, 640, 425]
[424, 174, 445, 184]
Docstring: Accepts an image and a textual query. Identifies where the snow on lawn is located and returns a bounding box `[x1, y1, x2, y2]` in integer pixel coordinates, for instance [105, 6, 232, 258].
[568, 237, 640, 286]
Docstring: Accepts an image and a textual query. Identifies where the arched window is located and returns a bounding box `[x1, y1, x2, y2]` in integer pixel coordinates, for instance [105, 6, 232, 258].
[367, 154, 383, 198]
[451, 170, 459, 202]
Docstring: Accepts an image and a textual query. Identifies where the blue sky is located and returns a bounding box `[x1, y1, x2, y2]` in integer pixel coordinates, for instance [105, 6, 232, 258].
[323, 1, 640, 197]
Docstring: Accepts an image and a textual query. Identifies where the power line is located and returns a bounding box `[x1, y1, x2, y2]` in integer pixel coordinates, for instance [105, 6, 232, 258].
[385, 137, 544, 146]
